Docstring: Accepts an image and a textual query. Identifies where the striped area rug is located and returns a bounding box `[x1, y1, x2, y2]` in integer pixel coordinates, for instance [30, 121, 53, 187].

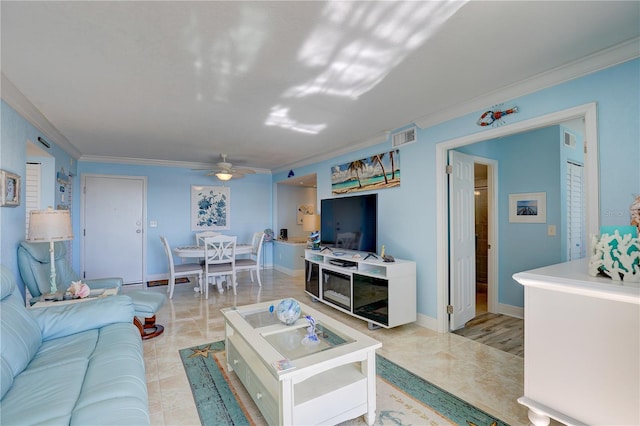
[179, 341, 508, 426]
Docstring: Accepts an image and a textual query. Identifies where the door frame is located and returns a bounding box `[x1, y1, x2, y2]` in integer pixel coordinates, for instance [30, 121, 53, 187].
[435, 102, 599, 333]
[80, 173, 147, 284]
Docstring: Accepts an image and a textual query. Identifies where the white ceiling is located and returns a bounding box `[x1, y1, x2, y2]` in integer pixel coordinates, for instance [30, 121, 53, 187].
[2, 1, 639, 171]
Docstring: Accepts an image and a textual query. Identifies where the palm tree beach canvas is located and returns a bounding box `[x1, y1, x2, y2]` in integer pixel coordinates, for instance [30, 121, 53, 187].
[331, 150, 400, 195]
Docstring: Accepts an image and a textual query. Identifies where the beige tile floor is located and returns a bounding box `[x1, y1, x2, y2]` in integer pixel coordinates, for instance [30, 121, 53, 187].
[124, 270, 531, 426]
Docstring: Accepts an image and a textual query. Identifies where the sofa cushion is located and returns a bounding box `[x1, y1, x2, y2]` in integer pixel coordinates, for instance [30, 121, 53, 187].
[0, 323, 149, 425]
[0, 267, 42, 400]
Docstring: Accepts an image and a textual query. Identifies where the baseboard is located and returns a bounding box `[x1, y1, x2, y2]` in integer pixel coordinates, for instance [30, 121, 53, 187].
[415, 312, 438, 332]
[498, 303, 524, 319]
[273, 265, 304, 277]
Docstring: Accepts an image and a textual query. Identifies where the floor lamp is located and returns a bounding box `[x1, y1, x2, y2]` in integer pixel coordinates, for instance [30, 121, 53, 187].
[27, 208, 73, 299]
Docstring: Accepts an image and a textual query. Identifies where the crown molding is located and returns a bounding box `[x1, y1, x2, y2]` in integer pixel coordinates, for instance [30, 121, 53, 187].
[414, 37, 640, 129]
[272, 132, 388, 174]
[78, 154, 271, 174]
[1, 73, 82, 159]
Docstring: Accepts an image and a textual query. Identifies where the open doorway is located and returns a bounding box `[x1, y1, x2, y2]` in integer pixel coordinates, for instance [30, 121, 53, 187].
[437, 103, 599, 334]
[474, 163, 489, 315]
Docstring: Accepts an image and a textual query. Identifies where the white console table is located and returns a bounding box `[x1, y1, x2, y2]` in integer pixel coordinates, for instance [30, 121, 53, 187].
[513, 259, 639, 426]
[304, 249, 416, 328]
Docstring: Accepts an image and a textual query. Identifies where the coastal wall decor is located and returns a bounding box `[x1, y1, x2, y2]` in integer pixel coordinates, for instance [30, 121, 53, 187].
[331, 149, 400, 195]
[508, 192, 546, 223]
[1, 170, 20, 207]
[191, 186, 230, 231]
[477, 104, 518, 127]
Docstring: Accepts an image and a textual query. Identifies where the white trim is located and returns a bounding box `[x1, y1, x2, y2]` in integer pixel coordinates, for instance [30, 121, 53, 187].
[273, 264, 304, 277]
[498, 303, 524, 320]
[1, 73, 82, 158]
[79, 155, 272, 174]
[414, 312, 438, 332]
[416, 37, 638, 129]
[436, 102, 599, 333]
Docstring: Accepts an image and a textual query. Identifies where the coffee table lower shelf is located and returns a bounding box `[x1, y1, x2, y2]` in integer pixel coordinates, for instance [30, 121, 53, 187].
[227, 333, 370, 426]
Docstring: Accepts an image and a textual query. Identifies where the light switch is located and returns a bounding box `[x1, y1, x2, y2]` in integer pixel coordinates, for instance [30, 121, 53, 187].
[150, 220, 158, 228]
[548, 225, 556, 236]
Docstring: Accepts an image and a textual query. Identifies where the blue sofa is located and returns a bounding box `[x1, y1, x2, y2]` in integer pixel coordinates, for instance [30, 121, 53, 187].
[0, 266, 150, 425]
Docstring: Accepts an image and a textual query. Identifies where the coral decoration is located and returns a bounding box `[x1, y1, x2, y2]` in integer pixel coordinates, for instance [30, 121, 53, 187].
[631, 195, 640, 234]
[588, 231, 640, 282]
[68, 281, 91, 298]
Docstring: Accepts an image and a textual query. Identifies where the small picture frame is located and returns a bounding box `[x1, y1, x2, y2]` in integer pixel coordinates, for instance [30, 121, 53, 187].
[509, 192, 546, 223]
[1, 170, 20, 207]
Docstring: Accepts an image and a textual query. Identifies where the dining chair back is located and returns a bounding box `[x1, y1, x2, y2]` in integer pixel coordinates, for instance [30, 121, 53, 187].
[203, 235, 237, 298]
[235, 231, 265, 286]
[195, 231, 221, 246]
[160, 236, 203, 299]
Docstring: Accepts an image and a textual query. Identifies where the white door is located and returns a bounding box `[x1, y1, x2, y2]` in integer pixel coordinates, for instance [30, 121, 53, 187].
[82, 175, 145, 283]
[448, 150, 476, 330]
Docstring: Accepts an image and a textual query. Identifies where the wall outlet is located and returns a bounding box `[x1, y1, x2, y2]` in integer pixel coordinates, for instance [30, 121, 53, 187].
[150, 220, 158, 228]
[548, 225, 556, 236]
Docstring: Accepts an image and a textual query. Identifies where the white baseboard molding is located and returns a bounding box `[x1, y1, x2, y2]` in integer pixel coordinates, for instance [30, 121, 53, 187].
[415, 312, 438, 332]
[498, 303, 524, 319]
[273, 265, 304, 277]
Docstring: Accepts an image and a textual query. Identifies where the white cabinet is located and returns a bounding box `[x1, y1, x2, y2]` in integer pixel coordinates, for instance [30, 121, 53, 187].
[304, 249, 416, 328]
[513, 259, 640, 426]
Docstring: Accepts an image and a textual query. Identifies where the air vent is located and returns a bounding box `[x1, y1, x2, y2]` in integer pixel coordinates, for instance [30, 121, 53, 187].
[391, 127, 417, 148]
[564, 130, 576, 148]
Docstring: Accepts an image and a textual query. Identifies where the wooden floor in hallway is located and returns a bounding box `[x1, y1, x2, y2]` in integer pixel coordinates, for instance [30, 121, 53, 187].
[453, 312, 524, 357]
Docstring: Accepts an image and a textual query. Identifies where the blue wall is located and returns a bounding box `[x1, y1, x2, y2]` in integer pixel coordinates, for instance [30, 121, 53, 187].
[2, 59, 638, 317]
[76, 162, 273, 278]
[457, 126, 563, 307]
[1, 101, 77, 298]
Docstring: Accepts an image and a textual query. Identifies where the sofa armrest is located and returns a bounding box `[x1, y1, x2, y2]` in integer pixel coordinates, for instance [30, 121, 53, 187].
[30, 295, 135, 341]
[84, 277, 123, 291]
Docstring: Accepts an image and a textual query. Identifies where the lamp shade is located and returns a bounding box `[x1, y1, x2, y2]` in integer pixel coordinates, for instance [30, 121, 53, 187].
[27, 208, 73, 242]
[302, 214, 318, 232]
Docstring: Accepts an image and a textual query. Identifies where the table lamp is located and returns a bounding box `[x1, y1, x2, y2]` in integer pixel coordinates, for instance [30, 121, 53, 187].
[302, 214, 320, 249]
[27, 207, 73, 298]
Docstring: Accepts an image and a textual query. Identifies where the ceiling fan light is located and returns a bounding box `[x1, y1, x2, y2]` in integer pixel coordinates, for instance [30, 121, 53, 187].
[216, 172, 233, 181]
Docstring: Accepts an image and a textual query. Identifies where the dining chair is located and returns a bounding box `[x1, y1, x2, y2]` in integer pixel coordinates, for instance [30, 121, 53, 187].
[235, 231, 265, 287]
[160, 236, 203, 299]
[195, 231, 221, 246]
[203, 235, 237, 299]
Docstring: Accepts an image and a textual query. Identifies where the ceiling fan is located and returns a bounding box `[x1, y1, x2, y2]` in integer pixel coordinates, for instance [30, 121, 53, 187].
[196, 154, 256, 181]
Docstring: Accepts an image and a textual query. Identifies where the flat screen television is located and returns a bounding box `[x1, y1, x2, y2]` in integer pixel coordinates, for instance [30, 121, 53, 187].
[320, 194, 377, 253]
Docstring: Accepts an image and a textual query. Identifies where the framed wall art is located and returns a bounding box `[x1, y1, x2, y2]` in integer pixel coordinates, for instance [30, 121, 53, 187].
[1, 170, 20, 207]
[191, 186, 230, 231]
[509, 192, 546, 223]
[331, 149, 400, 195]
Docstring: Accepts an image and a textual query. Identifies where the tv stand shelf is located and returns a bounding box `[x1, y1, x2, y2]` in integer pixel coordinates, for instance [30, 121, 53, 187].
[304, 249, 416, 328]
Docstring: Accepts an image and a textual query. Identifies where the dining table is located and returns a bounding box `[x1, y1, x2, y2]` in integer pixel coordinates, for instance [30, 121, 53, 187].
[173, 243, 253, 259]
[173, 243, 253, 294]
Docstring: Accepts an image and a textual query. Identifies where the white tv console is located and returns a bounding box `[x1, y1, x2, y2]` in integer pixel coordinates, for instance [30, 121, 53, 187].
[304, 249, 416, 328]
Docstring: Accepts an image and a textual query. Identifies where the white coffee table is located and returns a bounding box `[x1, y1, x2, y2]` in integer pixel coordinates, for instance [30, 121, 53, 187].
[222, 299, 382, 426]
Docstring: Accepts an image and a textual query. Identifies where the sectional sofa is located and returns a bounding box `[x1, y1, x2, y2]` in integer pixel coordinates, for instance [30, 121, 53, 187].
[0, 266, 150, 425]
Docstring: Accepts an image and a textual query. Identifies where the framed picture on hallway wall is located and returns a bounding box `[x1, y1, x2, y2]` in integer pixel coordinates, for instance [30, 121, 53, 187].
[509, 192, 546, 223]
[0, 170, 20, 207]
[191, 186, 230, 231]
